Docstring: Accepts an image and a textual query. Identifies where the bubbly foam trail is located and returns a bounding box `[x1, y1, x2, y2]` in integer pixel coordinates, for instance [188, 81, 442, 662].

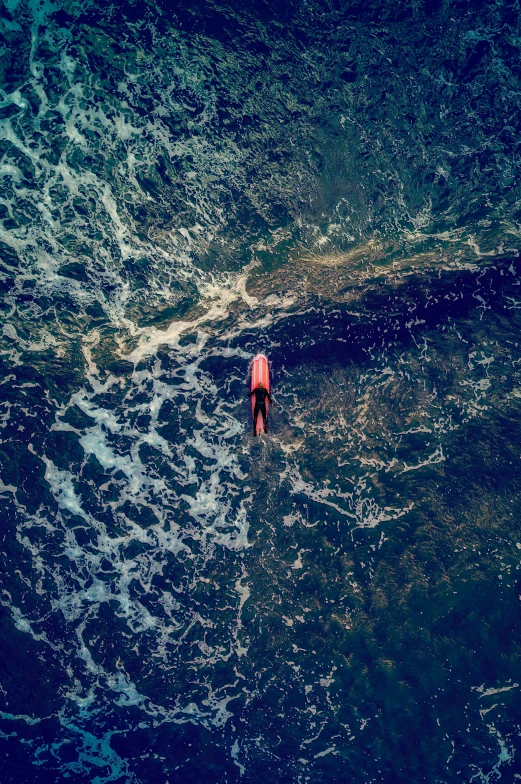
[4, 267, 515, 780]
[4, 257, 521, 782]
[4, 256, 516, 781]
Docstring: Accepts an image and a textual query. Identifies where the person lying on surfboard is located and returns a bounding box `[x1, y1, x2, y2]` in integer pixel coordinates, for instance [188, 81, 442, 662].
[248, 380, 273, 435]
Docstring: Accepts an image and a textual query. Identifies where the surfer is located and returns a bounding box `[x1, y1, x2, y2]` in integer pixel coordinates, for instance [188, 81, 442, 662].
[248, 380, 273, 435]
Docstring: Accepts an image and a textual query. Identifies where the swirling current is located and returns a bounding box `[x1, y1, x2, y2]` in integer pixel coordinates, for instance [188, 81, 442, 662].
[2, 0, 521, 782]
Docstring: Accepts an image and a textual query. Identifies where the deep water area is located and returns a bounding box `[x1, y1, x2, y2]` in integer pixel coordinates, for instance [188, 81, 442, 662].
[3, 0, 521, 782]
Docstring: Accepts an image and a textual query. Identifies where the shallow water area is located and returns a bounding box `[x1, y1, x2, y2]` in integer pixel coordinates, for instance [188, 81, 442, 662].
[3, 0, 521, 782]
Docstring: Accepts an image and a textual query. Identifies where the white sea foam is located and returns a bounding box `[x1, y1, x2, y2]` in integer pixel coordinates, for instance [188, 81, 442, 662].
[2, 5, 519, 781]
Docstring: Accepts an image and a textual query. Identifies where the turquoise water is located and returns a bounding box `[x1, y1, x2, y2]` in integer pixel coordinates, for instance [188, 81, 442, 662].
[2, 1, 521, 781]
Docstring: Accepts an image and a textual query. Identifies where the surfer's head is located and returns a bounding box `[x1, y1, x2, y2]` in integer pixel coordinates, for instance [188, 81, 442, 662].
[258, 381, 264, 389]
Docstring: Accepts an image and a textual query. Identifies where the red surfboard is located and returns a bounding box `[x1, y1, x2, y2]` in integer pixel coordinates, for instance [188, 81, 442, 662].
[251, 354, 270, 436]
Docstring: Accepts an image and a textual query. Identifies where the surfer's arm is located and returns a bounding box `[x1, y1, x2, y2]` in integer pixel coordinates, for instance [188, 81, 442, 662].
[247, 389, 255, 398]
[267, 393, 274, 404]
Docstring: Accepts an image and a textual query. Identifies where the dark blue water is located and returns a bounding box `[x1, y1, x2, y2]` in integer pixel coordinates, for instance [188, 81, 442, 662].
[2, 1, 521, 781]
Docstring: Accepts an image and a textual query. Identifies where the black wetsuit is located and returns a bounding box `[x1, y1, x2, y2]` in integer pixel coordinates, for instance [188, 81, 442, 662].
[248, 387, 273, 431]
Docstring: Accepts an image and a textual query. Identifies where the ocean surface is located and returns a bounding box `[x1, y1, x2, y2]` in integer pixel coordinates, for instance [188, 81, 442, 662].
[2, 0, 521, 781]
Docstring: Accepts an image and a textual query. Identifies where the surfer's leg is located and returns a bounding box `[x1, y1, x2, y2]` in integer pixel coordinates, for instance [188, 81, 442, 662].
[260, 404, 267, 433]
[253, 403, 261, 435]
